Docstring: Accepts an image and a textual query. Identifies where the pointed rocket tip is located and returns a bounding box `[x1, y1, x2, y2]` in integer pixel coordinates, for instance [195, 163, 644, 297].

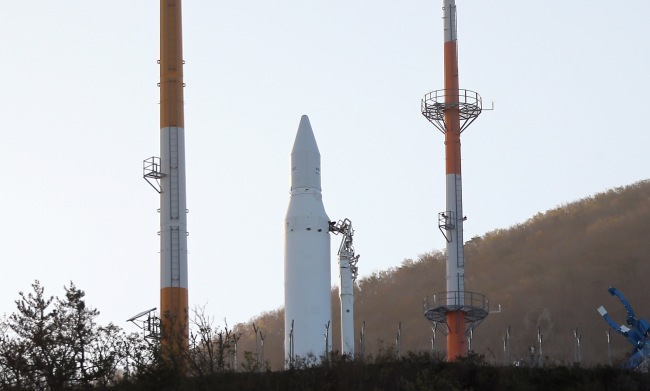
[290, 114, 321, 190]
[292, 114, 319, 154]
[298, 115, 312, 135]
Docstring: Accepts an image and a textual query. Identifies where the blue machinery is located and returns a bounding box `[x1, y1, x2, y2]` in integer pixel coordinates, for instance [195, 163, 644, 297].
[598, 287, 650, 368]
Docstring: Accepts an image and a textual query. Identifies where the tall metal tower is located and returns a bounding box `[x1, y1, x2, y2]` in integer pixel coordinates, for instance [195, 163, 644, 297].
[330, 218, 360, 357]
[421, 0, 488, 361]
[144, 0, 189, 356]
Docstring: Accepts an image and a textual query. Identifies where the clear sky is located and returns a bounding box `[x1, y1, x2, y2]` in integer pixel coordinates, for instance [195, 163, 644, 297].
[1, 1, 649, 330]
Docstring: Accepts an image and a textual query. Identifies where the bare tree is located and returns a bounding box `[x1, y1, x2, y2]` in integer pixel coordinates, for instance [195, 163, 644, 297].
[187, 305, 241, 376]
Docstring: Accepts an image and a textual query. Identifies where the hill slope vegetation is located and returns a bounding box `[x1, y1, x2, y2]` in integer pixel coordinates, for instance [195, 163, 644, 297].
[234, 180, 650, 370]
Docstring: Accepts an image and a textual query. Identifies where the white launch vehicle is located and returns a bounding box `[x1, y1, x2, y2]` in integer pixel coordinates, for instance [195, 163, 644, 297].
[284, 115, 332, 364]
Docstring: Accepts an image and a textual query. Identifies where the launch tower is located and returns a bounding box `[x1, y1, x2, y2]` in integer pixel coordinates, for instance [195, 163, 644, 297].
[143, 0, 189, 356]
[330, 218, 360, 357]
[421, 0, 488, 361]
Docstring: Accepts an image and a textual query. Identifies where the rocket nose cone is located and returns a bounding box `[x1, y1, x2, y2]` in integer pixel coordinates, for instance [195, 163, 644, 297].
[292, 115, 320, 155]
[290, 115, 322, 191]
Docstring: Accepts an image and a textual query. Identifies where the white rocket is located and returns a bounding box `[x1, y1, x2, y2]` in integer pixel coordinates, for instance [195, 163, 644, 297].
[284, 115, 332, 363]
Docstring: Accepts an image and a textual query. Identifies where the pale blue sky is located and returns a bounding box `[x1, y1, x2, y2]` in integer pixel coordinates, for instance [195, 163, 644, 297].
[1, 1, 649, 329]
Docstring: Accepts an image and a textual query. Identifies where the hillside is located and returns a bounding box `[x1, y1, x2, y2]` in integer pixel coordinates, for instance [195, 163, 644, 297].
[233, 180, 650, 370]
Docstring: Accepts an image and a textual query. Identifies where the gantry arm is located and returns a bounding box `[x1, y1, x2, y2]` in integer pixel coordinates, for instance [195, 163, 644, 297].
[608, 287, 636, 326]
[598, 306, 631, 336]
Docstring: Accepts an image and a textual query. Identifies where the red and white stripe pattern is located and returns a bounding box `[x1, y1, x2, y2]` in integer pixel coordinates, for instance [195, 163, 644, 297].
[159, 0, 189, 354]
[442, 0, 466, 361]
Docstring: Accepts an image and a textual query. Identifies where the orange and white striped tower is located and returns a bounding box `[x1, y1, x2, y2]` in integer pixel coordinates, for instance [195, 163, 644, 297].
[422, 0, 489, 361]
[159, 0, 189, 354]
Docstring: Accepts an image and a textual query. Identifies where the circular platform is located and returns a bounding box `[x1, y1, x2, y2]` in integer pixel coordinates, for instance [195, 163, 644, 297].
[424, 291, 489, 324]
[421, 89, 483, 134]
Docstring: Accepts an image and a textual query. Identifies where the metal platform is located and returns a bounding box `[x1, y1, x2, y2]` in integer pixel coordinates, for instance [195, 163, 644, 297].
[421, 89, 483, 134]
[424, 291, 489, 335]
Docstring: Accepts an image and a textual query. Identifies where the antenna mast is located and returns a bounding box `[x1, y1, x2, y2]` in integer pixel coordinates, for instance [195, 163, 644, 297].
[421, 0, 489, 361]
[142, 0, 189, 358]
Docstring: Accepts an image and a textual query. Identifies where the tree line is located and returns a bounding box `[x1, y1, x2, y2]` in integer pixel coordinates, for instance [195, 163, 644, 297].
[0, 281, 243, 391]
[2, 278, 650, 390]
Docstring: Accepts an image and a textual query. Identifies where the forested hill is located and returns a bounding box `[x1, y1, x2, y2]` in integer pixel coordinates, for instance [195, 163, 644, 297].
[234, 180, 650, 370]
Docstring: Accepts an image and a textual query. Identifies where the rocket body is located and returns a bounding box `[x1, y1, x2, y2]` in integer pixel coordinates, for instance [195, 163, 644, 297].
[159, 0, 189, 352]
[284, 115, 332, 362]
[442, 0, 466, 360]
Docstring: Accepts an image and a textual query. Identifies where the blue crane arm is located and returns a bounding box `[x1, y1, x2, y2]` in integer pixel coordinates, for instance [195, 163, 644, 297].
[599, 287, 650, 369]
[608, 287, 636, 325]
[598, 306, 629, 335]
